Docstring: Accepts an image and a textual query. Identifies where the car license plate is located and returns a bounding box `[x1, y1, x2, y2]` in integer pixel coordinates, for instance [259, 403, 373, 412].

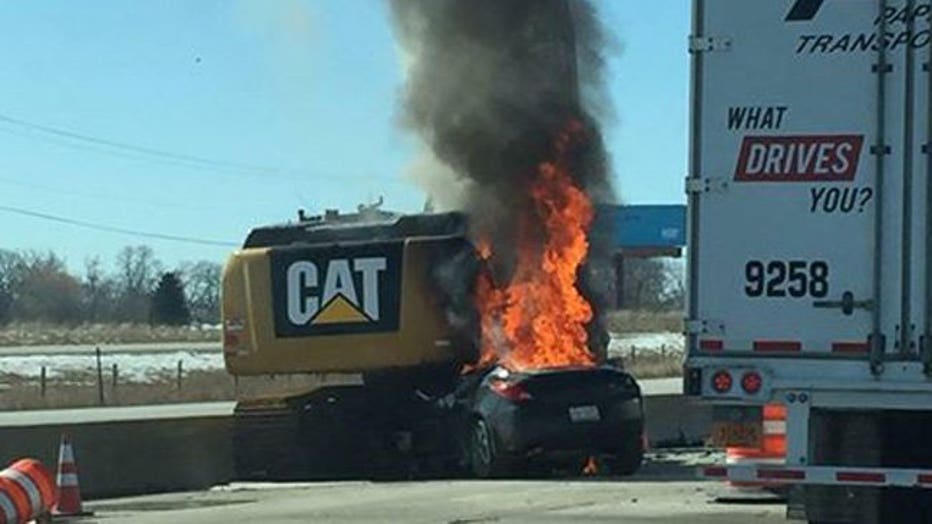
[710, 421, 762, 448]
[569, 405, 600, 423]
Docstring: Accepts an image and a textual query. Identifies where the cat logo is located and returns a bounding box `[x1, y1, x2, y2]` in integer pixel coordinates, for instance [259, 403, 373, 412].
[270, 243, 402, 337]
[286, 258, 385, 325]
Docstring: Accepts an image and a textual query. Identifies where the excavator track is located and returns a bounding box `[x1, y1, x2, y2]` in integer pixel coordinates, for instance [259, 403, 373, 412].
[232, 381, 462, 481]
[233, 398, 308, 480]
[233, 385, 392, 480]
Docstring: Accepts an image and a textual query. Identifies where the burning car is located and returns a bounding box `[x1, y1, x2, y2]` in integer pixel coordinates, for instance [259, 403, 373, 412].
[450, 364, 644, 478]
[228, 0, 637, 483]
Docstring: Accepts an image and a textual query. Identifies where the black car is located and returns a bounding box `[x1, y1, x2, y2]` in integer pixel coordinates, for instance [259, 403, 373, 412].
[451, 364, 645, 478]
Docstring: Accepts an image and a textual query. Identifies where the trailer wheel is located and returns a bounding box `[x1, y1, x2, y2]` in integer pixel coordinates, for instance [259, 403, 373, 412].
[467, 418, 510, 478]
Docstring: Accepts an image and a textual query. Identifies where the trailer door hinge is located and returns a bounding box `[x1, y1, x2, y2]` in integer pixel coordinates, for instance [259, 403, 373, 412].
[686, 177, 729, 194]
[685, 318, 725, 335]
[689, 35, 732, 53]
[870, 144, 891, 156]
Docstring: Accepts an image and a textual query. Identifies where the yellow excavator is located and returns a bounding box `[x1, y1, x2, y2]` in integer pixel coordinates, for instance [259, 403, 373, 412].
[223, 202, 649, 480]
[220, 0, 641, 480]
[223, 208, 482, 479]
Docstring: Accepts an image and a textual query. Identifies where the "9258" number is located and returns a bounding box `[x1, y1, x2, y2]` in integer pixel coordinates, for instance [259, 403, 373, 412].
[744, 260, 828, 298]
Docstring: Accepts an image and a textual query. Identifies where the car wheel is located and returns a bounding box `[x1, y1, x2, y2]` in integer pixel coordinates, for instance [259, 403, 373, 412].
[468, 417, 509, 478]
[606, 439, 644, 476]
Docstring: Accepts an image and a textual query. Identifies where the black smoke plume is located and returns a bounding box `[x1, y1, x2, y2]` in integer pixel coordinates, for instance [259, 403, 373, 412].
[390, 0, 617, 359]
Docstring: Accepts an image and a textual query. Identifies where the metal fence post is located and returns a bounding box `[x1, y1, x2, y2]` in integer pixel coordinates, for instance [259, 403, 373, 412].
[40, 366, 46, 398]
[95, 346, 104, 406]
[176, 359, 183, 390]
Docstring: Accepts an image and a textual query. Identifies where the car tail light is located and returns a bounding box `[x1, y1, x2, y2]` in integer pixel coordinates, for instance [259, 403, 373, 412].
[741, 371, 763, 394]
[224, 317, 244, 355]
[711, 370, 733, 393]
[223, 333, 239, 354]
[489, 379, 532, 402]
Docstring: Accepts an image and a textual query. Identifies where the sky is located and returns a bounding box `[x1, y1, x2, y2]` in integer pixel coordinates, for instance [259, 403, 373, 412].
[0, 1, 689, 273]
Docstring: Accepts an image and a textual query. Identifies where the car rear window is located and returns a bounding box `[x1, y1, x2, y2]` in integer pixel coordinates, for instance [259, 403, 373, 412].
[518, 368, 636, 396]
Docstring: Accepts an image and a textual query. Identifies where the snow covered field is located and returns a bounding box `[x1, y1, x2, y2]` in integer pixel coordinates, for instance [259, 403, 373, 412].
[0, 350, 223, 383]
[608, 332, 683, 357]
[0, 332, 683, 383]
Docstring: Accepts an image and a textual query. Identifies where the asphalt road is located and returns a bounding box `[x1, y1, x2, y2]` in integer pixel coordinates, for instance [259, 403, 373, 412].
[83, 481, 784, 523]
[82, 452, 786, 524]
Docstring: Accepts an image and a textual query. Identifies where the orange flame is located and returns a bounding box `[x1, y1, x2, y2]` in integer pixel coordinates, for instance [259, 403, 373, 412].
[582, 456, 599, 476]
[474, 120, 596, 371]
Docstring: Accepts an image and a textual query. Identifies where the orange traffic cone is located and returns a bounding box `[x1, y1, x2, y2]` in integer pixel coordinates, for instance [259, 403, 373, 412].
[52, 434, 92, 517]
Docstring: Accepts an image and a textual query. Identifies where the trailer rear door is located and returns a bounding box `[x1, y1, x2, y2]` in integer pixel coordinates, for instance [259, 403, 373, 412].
[688, 0, 918, 360]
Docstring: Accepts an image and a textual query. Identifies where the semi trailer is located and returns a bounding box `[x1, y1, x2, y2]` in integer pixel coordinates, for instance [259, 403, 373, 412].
[684, 1, 932, 522]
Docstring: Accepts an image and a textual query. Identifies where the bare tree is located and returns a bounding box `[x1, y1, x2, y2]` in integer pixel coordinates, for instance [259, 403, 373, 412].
[0, 250, 22, 325]
[0, 247, 224, 326]
[179, 261, 222, 324]
[661, 260, 686, 310]
[620, 257, 684, 311]
[622, 258, 665, 310]
[114, 246, 162, 322]
[82, 256, 118, 323]
[10, 251, 83, 323]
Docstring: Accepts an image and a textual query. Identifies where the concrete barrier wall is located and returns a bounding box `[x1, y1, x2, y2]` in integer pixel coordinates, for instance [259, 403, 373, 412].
[643, 394, 712, 447]
[0, 393, 710, 499]
[0, 416, 232, 499]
